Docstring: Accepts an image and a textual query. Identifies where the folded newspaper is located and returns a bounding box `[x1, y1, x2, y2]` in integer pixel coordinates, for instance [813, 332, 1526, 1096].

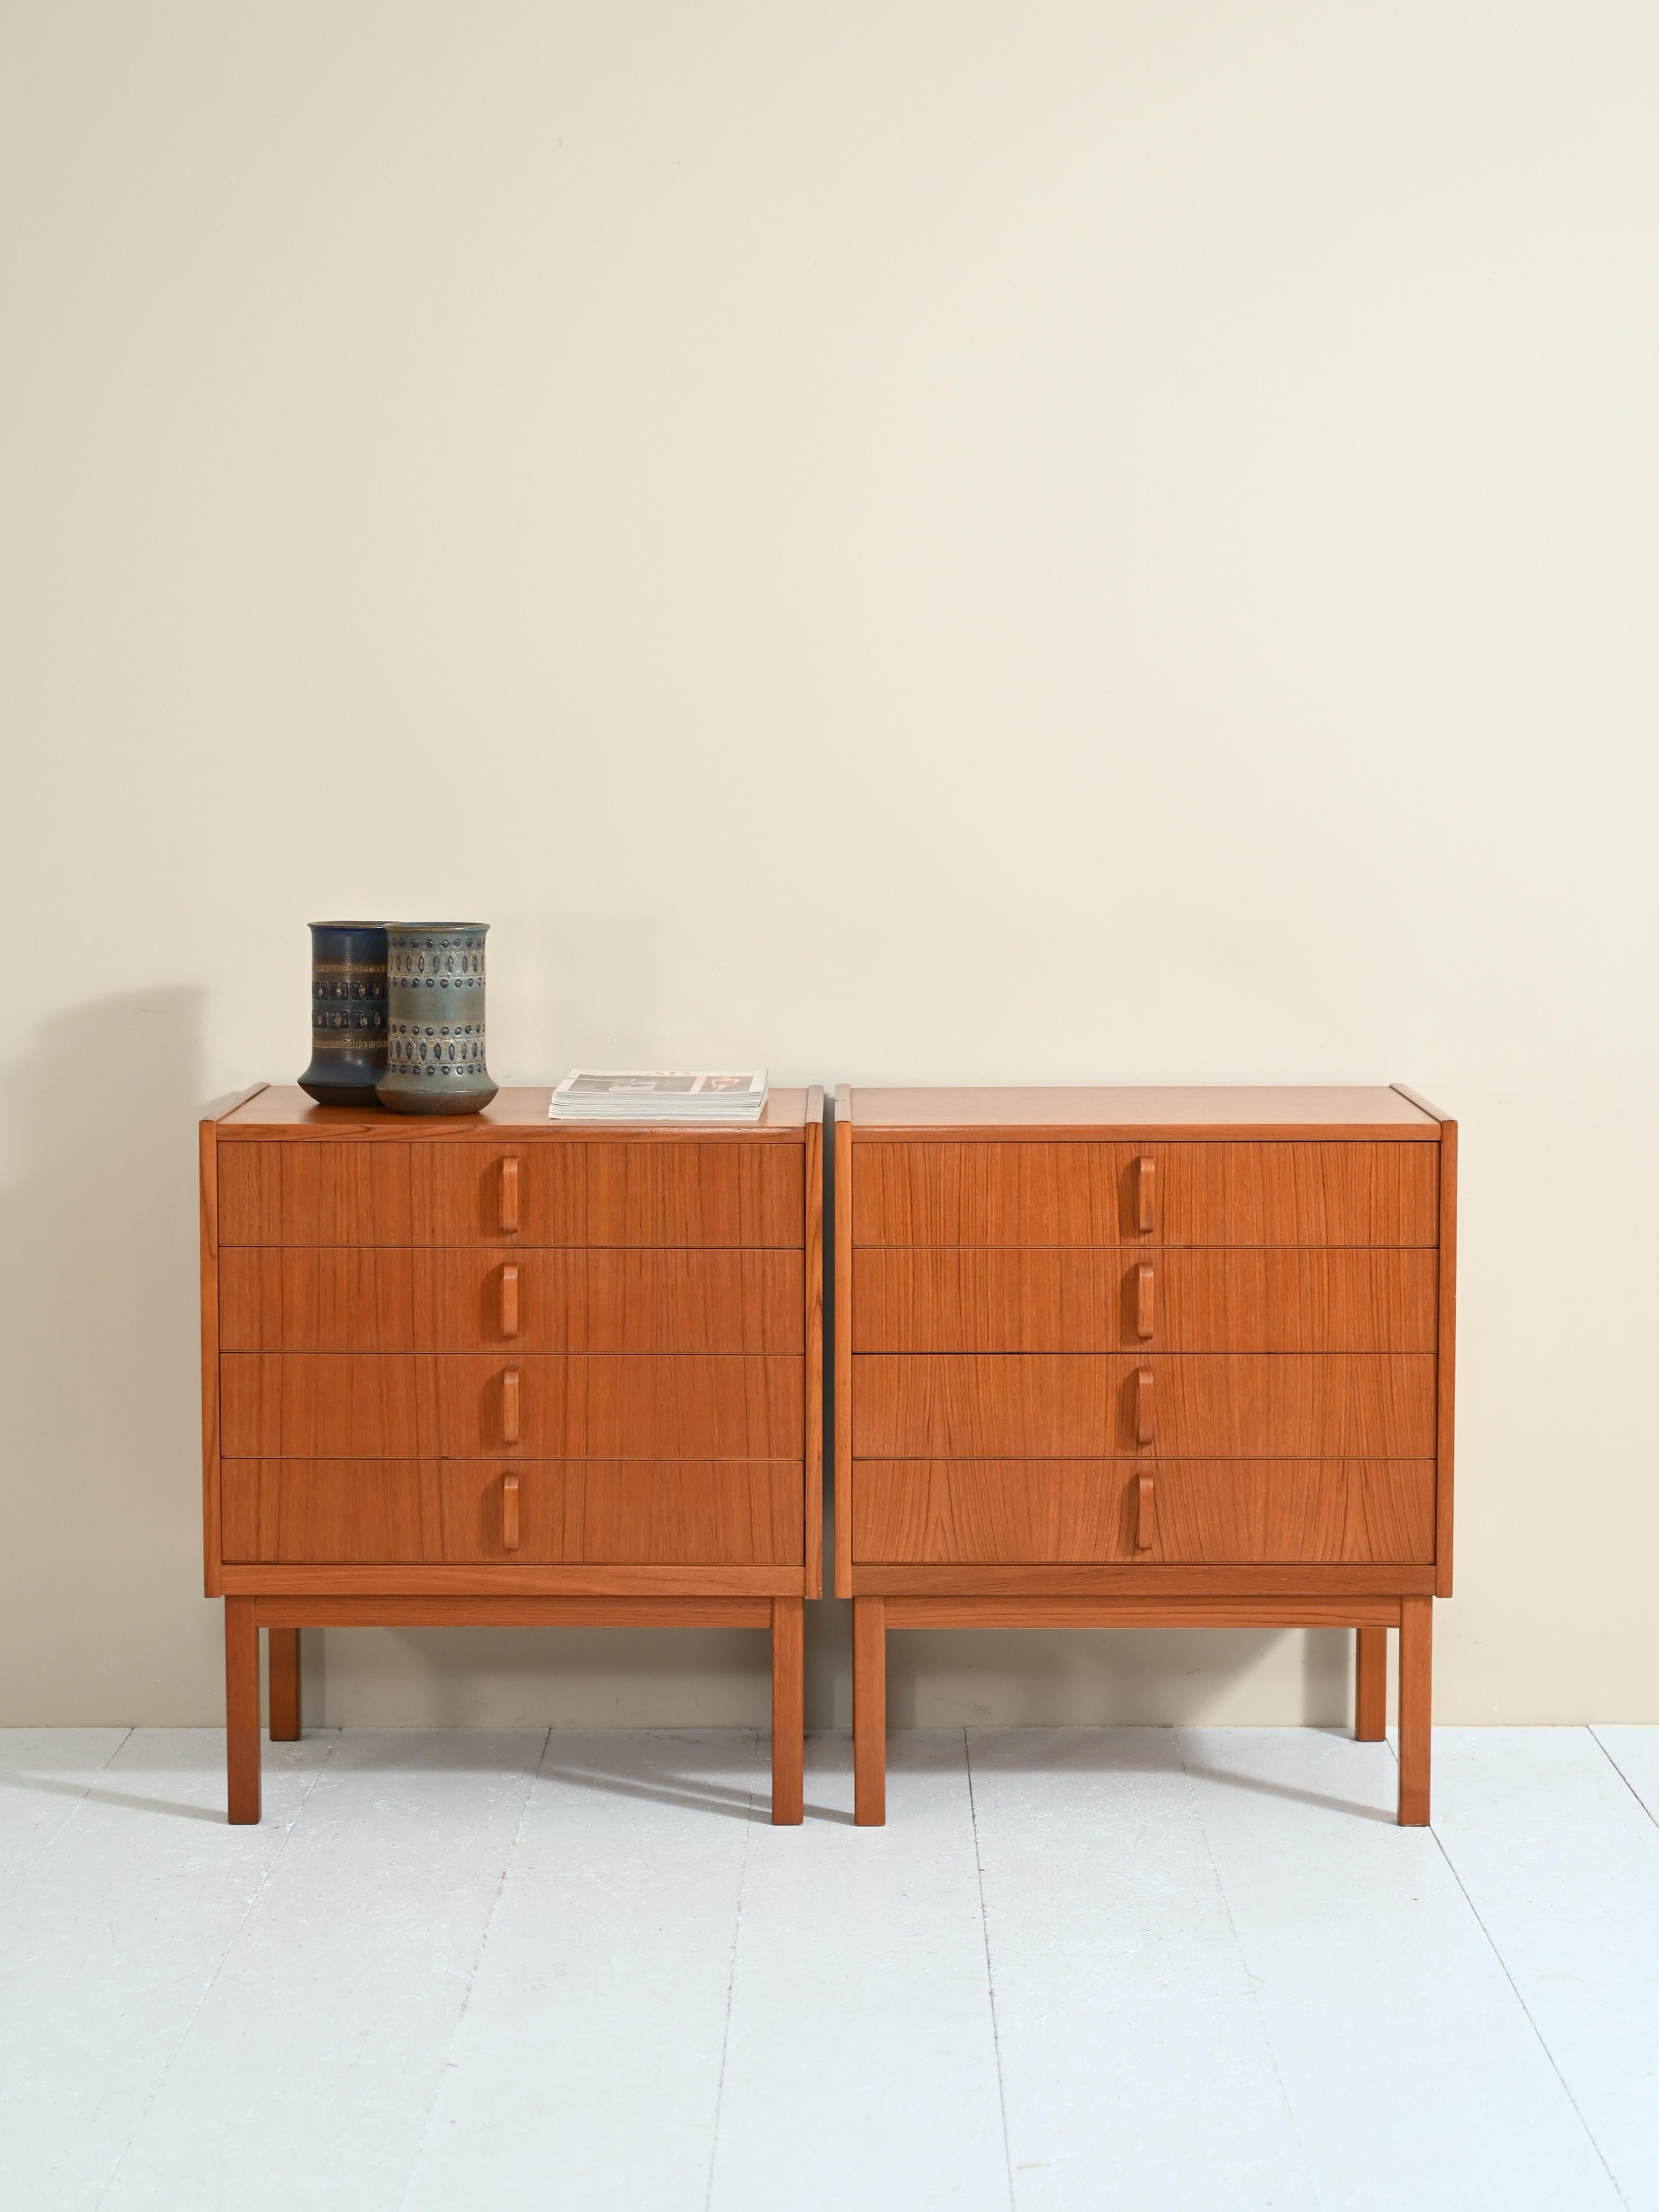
[549, 1070, 769, 1121]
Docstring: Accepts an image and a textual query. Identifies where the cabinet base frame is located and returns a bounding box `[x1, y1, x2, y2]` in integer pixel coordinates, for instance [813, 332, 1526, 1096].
[224, 1594, 805, 1828]
[850, 1593, 1433, 1829]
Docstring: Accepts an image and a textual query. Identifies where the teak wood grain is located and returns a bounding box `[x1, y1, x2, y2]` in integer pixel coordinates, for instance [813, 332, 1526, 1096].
[219, 1248, 805, 1353]
[835, 1088, 854, 1600]
[851, 1458, 1435, 1564]
[222, 1458, 804, 1565]
[219, 1083, 812, 1135]
[203, 1085, 819, 1824]
[851, 1248, 1437, 1352]
[838, 1086, 1454, 1830]
[218, 1140, 803, 1248]
[803, 1093, 824, 1597]
[844, 1087, 1437, 1136]
[219, 1353, 804, 1459]
[851, 1353, 1436, 1459]
[852, 1143, 1438, 1248]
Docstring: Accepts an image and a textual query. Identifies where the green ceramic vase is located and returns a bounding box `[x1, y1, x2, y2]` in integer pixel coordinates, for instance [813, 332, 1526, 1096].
[375, 922, 499, 1115]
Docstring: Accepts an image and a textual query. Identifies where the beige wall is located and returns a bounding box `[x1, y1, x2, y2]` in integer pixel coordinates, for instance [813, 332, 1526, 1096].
[3, 3, 1655, 1729]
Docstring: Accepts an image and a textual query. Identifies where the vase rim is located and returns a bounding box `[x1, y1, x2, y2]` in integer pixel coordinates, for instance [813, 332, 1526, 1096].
[386, 922, 490, 934]
[309, 919, 392, 930]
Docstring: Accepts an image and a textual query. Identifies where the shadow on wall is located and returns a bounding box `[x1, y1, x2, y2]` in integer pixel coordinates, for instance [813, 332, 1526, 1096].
[0, 990, 219, 1722]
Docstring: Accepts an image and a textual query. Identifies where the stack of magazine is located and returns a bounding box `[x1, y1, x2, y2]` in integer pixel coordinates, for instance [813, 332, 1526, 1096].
[548, 1070, 769, 1122]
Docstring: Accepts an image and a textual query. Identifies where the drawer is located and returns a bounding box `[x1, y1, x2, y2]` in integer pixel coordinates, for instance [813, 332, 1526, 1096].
[852, 1142, 1438, 1247]
[220, 1249, 803, 1353]
[219, 1144, 414, 1247]
[851, 1354, 1436, 1458]
[410, 1144, 804, 1247]
[852, 1249, 1437, 1352]
[438, 1460, 802, 1564]
[217, 1139, 803, 1247]
[220, 1353, 803, 1458]
[851, 1458, 1435, 1564]
[221, 1459, 803, 1565]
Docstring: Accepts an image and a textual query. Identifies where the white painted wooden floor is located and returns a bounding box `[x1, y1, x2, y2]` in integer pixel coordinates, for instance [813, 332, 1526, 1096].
[1, 1726, 1655, 2211]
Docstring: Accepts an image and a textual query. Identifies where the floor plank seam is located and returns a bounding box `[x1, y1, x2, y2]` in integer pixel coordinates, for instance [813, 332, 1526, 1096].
[702, 1728, 761, 2212]
[963, 1730, 1017, 2212]
[1176, 1731, 1319, 2208]
[1428, 1791, 1631, 2211]
[0, 1725, 133, 1920]
[1588, 1726, 1659, 1835]
[397, 1727, 552, 2212]
[89, 1727, 342, 2212]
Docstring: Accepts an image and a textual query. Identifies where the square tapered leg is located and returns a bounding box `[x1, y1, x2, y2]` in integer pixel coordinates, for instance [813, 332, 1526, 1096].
[853, 1597, 886, 1826]
[225, 1597, 261, 1825]
[770, 1598, 803, 1824]
[268, 1626, 301, 1742]
[1355, 1625, 1387, 1742]
[1398, 1597, 1433, 1825]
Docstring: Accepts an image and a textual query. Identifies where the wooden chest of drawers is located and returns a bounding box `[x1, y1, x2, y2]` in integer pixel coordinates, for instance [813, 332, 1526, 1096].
[834, 1086, 1456, 1826]
[202, 1083, 823, 1824]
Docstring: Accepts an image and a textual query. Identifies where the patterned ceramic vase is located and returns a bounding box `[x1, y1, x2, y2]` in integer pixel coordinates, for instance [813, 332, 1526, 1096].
[375, 923, 498, 1115]
[298, 921, 389, 1108]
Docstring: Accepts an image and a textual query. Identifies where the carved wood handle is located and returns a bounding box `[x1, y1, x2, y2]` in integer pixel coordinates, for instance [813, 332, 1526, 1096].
[502, 1473, 520, 1551]
[502, 1367, 520, 1446]
[500, 1155, 520, 1234]
[1136, 1155, 1156, 1234]
[1135, 1261, 1155, 1341]
[500, 1263, 520, 1339]
[1136, 1470, 1157, 1552]
[1135, 1366, 1154, 1449]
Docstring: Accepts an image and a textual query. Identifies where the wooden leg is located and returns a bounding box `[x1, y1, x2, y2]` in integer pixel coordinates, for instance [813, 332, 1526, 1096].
[1355, 1625, 1386, 1742]
[770, 1598, 803, 1826]
[268, 1626, 301, 1742]
[1398, 1596, 1433, 1826]
[225, 1597, 261, 1825]
[853, 1596, 886, 1827]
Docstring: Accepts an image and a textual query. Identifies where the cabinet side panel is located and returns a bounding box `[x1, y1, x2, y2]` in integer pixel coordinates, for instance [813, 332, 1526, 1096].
[1436, 1123, 1457, 1596]
[835, 1099, 853, 1596]
[200, 1121, 221, 1594]
[804, 1106, 824, 1597]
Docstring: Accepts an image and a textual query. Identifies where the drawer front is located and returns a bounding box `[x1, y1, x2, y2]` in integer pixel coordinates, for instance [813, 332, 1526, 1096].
[221, 1353, 803, 1459]
[438, 1460, 802, 1564]
[411, 1143, 802, 1247]
[852, 1354, 1436, 1458]
[222, 1459, 803, 1565]
[851, 1458, 1435, 1564]
[853, 1142, 1438, 1247]
[221, 1249, 803, 1353]
[219, 1144, 414, 1247]
[852, 1249, 1437, 1353]
[218, 1139, 803, 1247]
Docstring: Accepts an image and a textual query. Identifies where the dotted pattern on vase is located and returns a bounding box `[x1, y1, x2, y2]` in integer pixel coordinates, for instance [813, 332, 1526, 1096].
[311, 965, 387, 1044]
[384, 931, 492, 1082]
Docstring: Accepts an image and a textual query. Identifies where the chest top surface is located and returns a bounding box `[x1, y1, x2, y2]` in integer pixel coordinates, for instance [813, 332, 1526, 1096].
[842, 1086, 1443, 1139]
[214, 1084, 813, 1139]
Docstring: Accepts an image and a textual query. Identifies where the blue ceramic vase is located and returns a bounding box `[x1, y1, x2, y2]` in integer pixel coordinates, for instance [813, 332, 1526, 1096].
[376, 923, 498, 1115]
[298, 921, 389, 1108]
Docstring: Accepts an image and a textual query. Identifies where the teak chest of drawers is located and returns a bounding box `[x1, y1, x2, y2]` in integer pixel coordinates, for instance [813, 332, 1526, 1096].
[834, 1085, 1456, 1827]
[201, 1083, 823, 1824]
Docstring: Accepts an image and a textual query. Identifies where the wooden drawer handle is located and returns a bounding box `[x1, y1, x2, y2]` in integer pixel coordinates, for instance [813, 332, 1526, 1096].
[1136, 1471, 1157, 1553]
[502, 1367, 520, 1446]
[1136, 1155, 1156, 1234]
[1135, 1366, 1154, 1449]
[500, 1155, 520, 1234]
[500, 1263, 520, 1339]
[1135, 1261, 1155, 1341]
[502, 1473, 520, 1552]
